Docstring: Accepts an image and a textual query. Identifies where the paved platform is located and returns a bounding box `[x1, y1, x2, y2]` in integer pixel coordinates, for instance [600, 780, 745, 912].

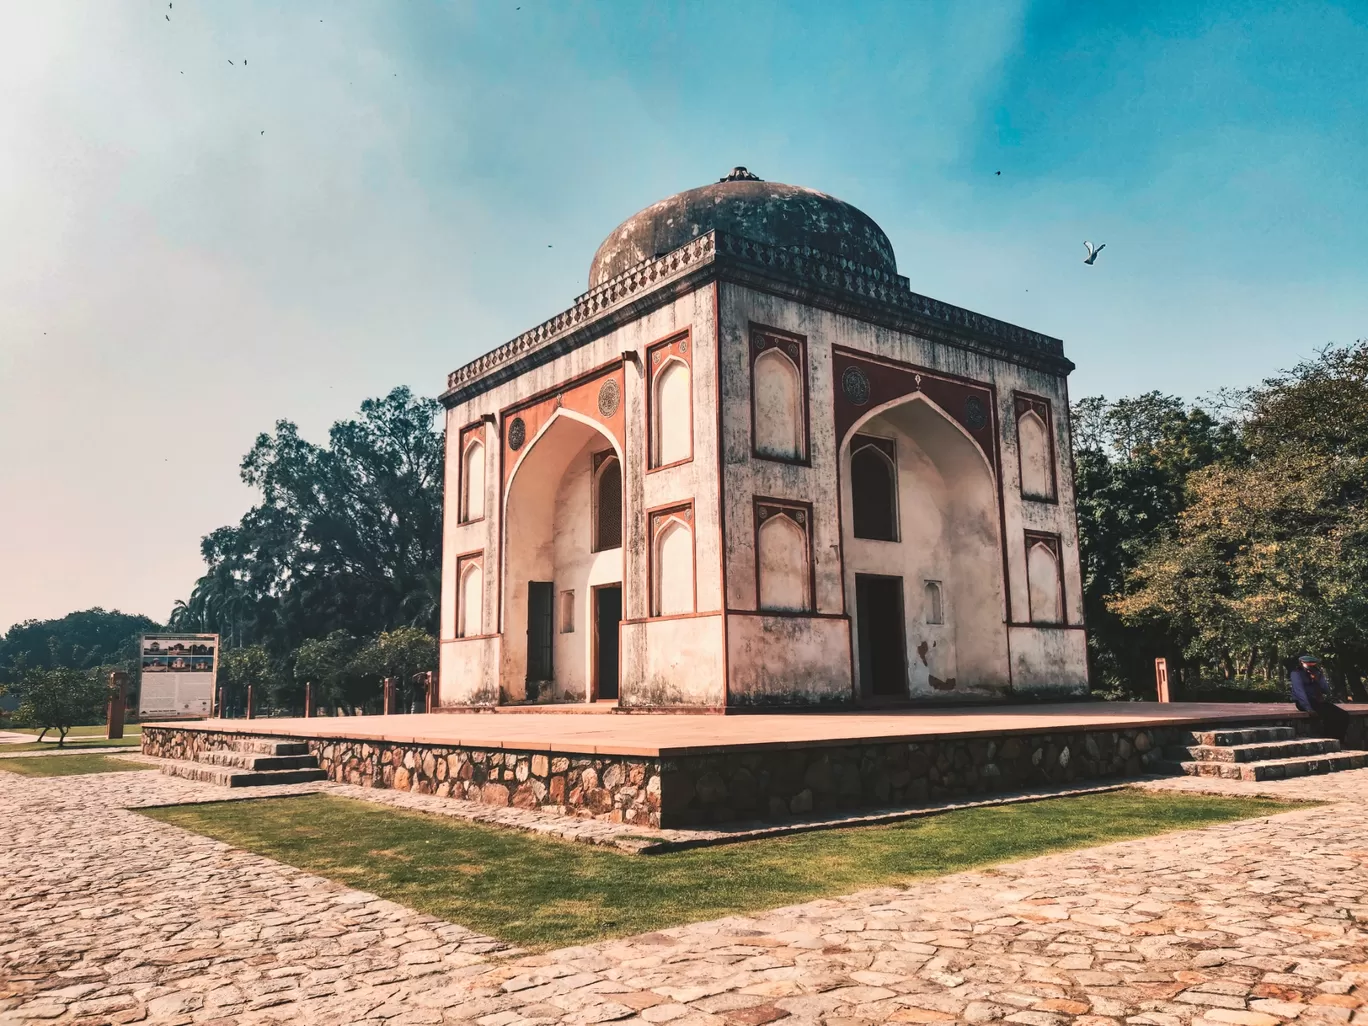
[146, 702, 1342, 758]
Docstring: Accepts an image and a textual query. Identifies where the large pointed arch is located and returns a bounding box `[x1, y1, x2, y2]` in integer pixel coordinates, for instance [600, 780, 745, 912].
[839, 390, 1010, 701]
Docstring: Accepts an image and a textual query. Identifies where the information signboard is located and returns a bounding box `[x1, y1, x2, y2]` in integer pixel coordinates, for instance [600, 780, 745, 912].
[138, 633, 218, 719]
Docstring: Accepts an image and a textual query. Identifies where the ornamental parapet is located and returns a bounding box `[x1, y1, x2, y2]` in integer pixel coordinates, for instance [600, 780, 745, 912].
[444, 230, 1066, 400]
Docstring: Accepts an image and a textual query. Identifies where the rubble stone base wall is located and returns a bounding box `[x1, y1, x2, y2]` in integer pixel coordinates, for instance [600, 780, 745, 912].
[141, 727, 662, 827]
[144, 714, 1342, 830]
[660, 727, 1178, 827]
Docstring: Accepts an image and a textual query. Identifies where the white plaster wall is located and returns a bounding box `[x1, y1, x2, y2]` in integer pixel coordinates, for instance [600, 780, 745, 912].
[726, 614, 852, 705]
[440, 286, 722, 706]
[719, 284, 1087, 698]
[1010, 626, 1089, 693]
[620, 615, 726, 708]
[439, 636, 500, 705]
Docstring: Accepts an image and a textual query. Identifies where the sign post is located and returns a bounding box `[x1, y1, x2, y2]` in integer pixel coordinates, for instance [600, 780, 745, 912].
[1155, 657, 1171, 703]
[106, 671, 128, 740]
[138, 634, 218, 720]
[383, 677, 395, 716]
[304, 682, 313, 718]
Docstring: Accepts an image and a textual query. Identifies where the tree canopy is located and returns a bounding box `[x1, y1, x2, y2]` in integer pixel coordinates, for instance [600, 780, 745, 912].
[167, 386, 444, 657]
[0, 608, 161, 686]
[1081, 341, 1368, 696]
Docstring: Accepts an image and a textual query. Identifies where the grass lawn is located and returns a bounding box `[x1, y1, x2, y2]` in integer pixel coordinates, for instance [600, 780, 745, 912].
[142, 788, 1299, 950]
[2, 724, 143, 752]
[0, 736, 142, 752]
[0, 754, 151, 777]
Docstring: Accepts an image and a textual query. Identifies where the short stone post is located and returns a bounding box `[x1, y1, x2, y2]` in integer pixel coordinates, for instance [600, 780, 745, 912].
[1155, 658, 1171, 703]
[383, 677, 395, 715]
[304, 682, 313, 718]
[106, 671, 128, 740]
[423, 671, 434, 713]
[246, 684, 256, 720]
[216, 686, 226, 718]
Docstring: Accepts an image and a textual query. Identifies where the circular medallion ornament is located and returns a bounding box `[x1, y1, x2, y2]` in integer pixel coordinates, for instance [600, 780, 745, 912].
[508, 417, 526, 451]
[597, 378, 621, 418]
[841, 365, 871, 406]
[964, 395, 988, 431]
[678, 337, 689, 355]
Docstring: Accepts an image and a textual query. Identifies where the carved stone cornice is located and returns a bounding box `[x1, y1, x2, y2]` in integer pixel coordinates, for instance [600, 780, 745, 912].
[441, 230, 1071, 407]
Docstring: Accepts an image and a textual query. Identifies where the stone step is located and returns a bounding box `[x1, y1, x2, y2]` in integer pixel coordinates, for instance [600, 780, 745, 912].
[160, 761, 327, 787]
[197, 750, 320, 771]
[1167, 738, 1342, 763]
[1177, 750, 1368, 782]
[1180, 726, 1296, 747]
[230, 738, 311, 757]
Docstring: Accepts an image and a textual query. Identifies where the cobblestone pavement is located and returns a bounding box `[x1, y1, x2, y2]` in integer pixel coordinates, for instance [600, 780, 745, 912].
[6, 765, 1368, 1025]
[0, 769, 508, 1026]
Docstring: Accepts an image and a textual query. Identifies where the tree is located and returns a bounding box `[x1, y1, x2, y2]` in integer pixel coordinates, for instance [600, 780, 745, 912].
[0, 608, 160, 686]
[353, 627, 437, 712]
[216, 645, 279, 716]
[1071, 393, 1238, 694]
[293, 631, 369, 715]
[168, 388, 444, 657]
[13, 668, 113, 744]
[1115, 343, 1368, 693]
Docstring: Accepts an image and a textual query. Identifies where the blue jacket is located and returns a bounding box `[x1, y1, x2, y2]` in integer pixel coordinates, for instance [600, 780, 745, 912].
[1290, 666, 1330, 711]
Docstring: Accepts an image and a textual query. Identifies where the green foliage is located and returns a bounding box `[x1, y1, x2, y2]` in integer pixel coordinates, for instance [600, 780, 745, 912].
[12, 667, 114, 744]
[0, 608, 160, 686]
[352, 627, 437, 711]
[293, 631, 369, 714]
[216, 645, 280, 715]
[1071, 392, 1238, 694]
[145, 790, 1294, 950]
[1094, 342, 1368, 694]
[167, 387, 444, 656]
[1112, 343, 1368, 691]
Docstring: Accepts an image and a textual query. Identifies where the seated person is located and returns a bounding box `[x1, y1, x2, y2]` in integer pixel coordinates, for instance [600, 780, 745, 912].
[1290, 654, 1350, 742]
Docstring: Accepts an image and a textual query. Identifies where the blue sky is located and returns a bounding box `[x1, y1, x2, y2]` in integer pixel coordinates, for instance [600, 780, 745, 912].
[2, 0, 1365, 629]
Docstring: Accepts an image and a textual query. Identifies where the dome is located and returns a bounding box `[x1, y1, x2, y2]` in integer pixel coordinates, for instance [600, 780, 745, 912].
[588, 167, 897, 288]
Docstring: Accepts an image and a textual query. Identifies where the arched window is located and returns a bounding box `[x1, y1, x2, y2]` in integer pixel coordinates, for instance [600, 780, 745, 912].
[593, 454, 622, 552]
[457, 558, 483, 638]
[753, 348, 804, 460]
[1017, 409, 1053, 500]
[851, 438, 897, 541]
[1027, 537, 1063, 624]
[651, 357, 692, 467]
[652, 515, 694, 616]
[924, 580, 944, 624]
[460, 438, 486, 522]
[757, 508, 811, 612]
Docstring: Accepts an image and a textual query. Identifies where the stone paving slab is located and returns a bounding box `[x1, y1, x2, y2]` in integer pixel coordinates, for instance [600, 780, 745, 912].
[6, 763, 1368, 1024]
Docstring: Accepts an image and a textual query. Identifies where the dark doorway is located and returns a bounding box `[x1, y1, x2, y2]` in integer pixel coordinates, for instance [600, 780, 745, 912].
[856, 574, 907, 697]
[526, 581, 554, 697]
[594, 585, 622, 700]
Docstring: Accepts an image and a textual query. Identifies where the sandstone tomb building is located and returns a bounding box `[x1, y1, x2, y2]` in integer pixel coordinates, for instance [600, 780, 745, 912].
[439, 168, 1087, 709]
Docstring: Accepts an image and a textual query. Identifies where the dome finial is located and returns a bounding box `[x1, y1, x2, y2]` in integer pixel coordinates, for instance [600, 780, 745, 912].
[720, 166, 762, 183]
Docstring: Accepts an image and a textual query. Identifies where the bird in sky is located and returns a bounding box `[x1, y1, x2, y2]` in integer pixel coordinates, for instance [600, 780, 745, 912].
[1083, 241, 1106, 265]
[228, 60, 234, 65]
[995, 170, 1001, 176]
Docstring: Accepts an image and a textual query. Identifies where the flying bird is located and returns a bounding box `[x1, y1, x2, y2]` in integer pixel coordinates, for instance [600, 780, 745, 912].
[1083, 241, 1106, 265]
[995, 170, 1001, 175]
[228, 60, 234, 65]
